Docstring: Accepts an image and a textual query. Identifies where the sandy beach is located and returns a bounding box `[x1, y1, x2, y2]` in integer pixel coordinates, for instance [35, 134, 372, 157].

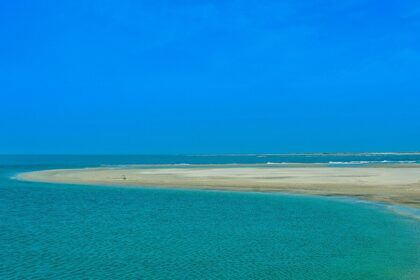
[18, 165, 420, 208]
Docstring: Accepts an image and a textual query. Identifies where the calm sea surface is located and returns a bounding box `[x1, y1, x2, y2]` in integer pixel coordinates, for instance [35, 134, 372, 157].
[1, 155, 419, 279]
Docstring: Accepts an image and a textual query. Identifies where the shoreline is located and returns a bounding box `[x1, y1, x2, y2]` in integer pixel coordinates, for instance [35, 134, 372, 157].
[17, 165, 420, 208]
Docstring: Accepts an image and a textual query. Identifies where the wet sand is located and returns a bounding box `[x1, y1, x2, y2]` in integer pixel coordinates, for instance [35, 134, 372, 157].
[18, 165, 420, 208]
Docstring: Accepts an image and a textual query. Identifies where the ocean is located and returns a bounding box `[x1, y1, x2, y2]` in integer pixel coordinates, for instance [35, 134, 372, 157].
[1, 155, 419, 279]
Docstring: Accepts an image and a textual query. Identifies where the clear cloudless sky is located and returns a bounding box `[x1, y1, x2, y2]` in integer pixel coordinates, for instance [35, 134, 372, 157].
[0, 0, 419, 154]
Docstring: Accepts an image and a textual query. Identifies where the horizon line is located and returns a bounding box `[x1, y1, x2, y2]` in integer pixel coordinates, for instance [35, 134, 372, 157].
[1, 152, 420, 156]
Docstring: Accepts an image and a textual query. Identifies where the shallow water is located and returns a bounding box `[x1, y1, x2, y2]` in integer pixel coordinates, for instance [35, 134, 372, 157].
[1, 156, 420, 279]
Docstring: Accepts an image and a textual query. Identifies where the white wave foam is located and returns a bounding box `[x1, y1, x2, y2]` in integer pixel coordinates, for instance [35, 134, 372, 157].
[328, 160, 416, 165]
[328, 161, 370, 164]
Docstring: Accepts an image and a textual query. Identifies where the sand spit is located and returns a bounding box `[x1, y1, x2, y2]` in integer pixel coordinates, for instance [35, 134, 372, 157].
[18, 165, 420, 208]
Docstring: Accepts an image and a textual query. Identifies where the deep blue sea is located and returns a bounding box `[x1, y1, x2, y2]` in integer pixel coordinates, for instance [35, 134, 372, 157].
[1, 155, 420, 279]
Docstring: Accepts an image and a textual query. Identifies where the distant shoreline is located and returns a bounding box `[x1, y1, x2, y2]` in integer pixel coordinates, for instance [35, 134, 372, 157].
[17, 164, 420, 208]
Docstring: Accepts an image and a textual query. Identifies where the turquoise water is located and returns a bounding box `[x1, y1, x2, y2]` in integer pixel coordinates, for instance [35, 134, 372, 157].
[1, 155, 420, 279]
[1, 153, 420, 167]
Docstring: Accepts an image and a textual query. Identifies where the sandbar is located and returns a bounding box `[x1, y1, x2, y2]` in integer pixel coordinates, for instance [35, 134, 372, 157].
[18, 165, 420, 208]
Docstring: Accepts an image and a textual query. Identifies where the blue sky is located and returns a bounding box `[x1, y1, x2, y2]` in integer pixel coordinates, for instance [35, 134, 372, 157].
[1, 0, 419, 154]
